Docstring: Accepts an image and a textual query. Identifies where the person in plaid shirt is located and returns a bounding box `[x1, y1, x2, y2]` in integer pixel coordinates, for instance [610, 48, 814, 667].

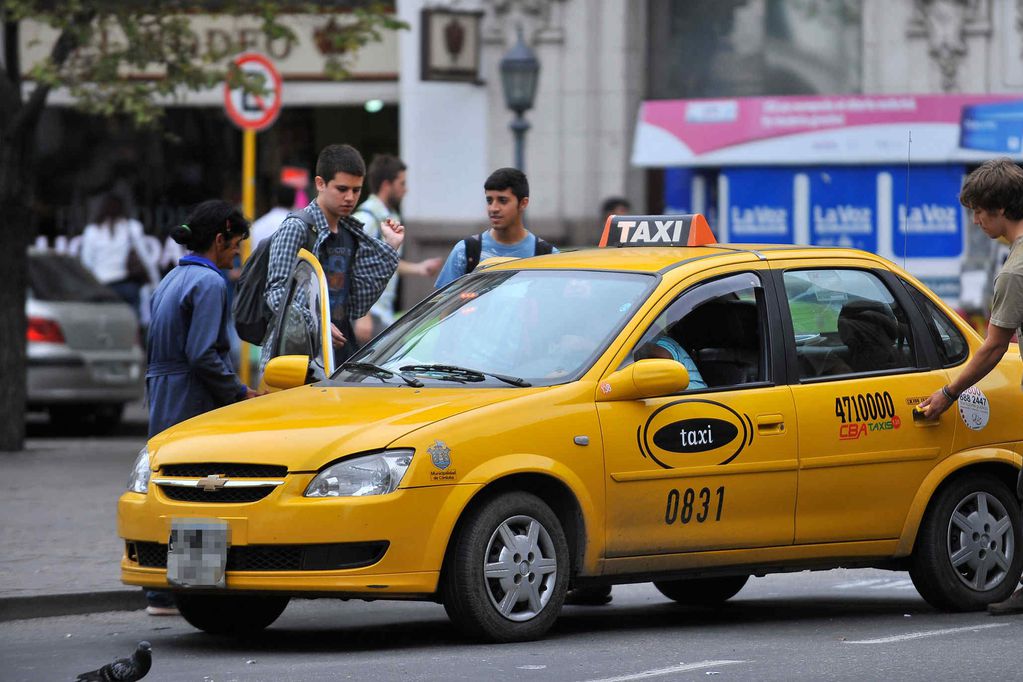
[262, 144, 403, 368]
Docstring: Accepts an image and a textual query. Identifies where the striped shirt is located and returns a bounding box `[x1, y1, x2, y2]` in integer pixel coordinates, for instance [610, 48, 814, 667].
[261, 199, 398, 369]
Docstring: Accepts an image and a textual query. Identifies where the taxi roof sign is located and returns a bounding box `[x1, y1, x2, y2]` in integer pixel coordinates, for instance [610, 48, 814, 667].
[598, 214, 717, 248]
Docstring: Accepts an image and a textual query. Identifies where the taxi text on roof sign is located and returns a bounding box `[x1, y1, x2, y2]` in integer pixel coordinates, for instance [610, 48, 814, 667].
[598, 214, 718, 248]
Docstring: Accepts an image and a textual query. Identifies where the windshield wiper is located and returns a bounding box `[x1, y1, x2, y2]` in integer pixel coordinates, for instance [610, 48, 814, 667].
[399, 364, 531, 387]
[338, 361, 423, 388]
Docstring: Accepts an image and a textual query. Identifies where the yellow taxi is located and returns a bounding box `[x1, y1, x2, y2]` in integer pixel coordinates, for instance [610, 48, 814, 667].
[119, 214, 1023, 642]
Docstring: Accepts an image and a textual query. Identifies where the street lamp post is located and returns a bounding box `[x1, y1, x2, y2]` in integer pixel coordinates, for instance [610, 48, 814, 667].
[499, 27, 540, 171]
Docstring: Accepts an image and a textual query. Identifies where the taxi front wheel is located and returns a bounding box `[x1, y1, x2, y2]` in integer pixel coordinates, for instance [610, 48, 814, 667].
[653, 575, 749, 605]
[175, 593, 290, 636]
[910, 472, 1023, 612]
[442, 492, 570, 642]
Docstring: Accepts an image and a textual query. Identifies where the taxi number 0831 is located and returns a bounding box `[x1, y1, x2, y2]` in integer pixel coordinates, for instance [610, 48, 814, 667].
[834, 391, 896, 423]
[664, 486, 725, 525]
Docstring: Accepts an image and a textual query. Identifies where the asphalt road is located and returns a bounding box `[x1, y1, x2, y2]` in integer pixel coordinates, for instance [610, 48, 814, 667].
[3, 569, 1021, 682]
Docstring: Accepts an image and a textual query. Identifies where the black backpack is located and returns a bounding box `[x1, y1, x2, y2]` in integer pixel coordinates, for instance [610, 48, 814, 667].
[233, 211, 318, 344]
[462, 232, 554, 274]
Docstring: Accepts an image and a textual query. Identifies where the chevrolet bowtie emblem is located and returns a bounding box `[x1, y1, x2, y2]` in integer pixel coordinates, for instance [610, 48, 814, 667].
[197, 474, 229, 492]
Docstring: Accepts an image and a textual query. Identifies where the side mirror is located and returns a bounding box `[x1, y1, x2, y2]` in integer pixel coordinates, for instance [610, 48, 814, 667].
[263, 355, 311, 391]
[596, 359, 689, 402]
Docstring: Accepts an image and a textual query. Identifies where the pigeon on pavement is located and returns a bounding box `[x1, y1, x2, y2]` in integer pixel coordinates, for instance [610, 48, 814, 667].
[75, 641, 152, 681]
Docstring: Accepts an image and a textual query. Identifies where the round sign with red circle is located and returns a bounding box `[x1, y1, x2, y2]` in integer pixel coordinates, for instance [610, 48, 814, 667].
[223, 53, 282, 131]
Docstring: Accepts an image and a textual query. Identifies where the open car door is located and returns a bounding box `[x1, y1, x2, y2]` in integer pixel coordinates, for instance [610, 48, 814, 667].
[260, 248, 334, 390]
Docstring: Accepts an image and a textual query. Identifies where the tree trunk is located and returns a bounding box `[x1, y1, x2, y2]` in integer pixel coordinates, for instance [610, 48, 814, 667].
[0, 131, 30, 451]
[0, 16, 84, 450]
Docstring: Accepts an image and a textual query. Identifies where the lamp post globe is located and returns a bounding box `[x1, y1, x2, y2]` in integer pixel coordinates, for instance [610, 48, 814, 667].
[499, 27, 540, 170]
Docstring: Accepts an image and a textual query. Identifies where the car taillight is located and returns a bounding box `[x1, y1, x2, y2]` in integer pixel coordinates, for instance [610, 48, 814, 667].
[27, 316, 65, 343]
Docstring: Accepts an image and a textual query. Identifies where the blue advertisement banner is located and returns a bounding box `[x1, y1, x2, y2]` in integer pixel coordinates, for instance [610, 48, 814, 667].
[808, 167, 876, 252]
[883, 165, 964, 259]
[721, 167, 794, 243]
[960, 100, 1023, 153]
[663, 168, 694, 213]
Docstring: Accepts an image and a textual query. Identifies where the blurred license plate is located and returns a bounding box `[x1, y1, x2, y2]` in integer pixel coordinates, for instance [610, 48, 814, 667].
[91, 361, 132, 382]
[167, 519, 229, 588]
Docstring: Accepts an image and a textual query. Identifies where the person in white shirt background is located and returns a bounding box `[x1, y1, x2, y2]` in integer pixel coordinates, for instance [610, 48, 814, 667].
[79, 193, 159, 321]
[249, 184, 296, 247]
[353, 155, 442, 345]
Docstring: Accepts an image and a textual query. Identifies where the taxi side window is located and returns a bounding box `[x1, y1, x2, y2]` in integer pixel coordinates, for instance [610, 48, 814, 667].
[785, 269, 916, 380]
[624, 272, 767, 390]
[901, 279, 968, 367]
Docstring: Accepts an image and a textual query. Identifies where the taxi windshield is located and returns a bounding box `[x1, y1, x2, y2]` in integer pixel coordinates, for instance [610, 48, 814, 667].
[334, 270, 654, 386]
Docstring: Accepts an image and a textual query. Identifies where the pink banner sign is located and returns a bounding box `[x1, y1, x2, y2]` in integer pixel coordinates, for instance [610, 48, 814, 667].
[633, 93, 1023, 167]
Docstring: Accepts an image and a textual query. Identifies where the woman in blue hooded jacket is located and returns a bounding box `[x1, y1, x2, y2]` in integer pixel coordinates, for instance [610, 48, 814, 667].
[146, 200, 259, 437]
[143, 200, 259, 615]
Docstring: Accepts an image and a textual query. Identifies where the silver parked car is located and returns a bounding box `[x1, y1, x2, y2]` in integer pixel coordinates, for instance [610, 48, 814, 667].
[27, 250, 144, 433]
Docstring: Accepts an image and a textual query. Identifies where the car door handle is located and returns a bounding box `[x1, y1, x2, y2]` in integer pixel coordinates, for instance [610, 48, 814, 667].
[756, 414, 785, 435]
[912, 406, 940, 426]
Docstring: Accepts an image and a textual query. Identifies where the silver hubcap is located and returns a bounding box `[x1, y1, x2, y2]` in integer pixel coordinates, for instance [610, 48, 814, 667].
[483, 514, 558, 622]
[947, 491, 1014, 591]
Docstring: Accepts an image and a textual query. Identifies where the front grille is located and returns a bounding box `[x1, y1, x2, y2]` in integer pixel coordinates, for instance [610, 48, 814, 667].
[158, 486, 274, 503]
[127, 541, 388, 571]
[229, 546, 303, 571]
[160, 463, 287, 478]
[130, 541, 169, 568]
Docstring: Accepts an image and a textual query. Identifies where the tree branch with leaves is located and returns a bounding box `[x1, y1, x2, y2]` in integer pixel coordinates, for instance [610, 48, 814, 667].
[0, 0, 405, 450]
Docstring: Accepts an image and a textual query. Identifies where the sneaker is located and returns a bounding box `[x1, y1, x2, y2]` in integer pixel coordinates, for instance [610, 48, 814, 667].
[988, 588, 1023, 615]
[564, 586, 613, 606]
[145, 605, 180, 616]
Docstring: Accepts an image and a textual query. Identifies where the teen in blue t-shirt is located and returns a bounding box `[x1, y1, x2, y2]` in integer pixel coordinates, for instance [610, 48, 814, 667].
[435, 167, 557, 288]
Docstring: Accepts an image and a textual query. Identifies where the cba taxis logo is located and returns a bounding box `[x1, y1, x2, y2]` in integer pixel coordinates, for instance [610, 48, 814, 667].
[839, 416, 902, 440]
[835, 391, 901, 440]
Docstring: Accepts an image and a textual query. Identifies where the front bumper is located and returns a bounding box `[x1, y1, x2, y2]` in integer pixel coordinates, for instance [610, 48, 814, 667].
[118, 476, 481, 597]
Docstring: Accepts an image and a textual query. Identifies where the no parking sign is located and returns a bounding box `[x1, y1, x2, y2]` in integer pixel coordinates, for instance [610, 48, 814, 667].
[223, 53, 282, 131]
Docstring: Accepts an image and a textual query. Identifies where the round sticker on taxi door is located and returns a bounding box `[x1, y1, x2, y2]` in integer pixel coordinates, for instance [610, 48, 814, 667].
[957, 386, 990, 430]
[640, 399, 752, 469]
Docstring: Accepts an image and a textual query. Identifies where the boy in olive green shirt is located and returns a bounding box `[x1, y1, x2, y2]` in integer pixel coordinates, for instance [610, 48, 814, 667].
[919, 157, 1023, 614]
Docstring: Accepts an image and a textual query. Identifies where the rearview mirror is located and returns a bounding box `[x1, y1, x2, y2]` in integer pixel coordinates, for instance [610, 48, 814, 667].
[263, 355, 311, 391]
[596, 359, 689, 402]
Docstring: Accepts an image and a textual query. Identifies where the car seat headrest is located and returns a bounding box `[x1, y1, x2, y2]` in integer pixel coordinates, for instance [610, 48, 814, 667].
[837, 299, 898, 349]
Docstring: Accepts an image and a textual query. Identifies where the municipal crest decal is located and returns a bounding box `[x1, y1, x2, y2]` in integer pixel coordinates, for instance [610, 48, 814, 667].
[428, 440, 452, 470]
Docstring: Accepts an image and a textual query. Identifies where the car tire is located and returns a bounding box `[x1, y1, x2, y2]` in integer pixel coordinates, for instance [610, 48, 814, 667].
[48, 403, 123, 435]
[653, 575, 749, 605]
[910, 472, 1023, 612]
[89, 403, 124, 434]
[442, 491, 569, 643]
[176, 593, 290, 635]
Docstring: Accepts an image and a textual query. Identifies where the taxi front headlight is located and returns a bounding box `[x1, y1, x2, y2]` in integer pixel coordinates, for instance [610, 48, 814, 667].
[127, 447, 151, 494]
[304, 449, 414, 498]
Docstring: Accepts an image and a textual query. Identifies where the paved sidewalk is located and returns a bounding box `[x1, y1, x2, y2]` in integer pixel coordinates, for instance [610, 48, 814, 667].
[0, 403, 149, 621]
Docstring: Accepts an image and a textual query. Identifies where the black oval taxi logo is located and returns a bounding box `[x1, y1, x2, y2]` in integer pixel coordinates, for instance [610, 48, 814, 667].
[653, 418, 738, 454]
[640, 398, 751, 469]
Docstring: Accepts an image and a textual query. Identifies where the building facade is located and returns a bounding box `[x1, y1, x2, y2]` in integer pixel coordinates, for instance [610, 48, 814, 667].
[14, 0, 1023, 309]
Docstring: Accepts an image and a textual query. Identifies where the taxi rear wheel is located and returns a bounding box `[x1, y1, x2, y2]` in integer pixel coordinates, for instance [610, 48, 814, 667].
[653, 575, 749, 605]
[442, 491, 569, 642]
[910, 472, 1022, 612]
[176, 593, 290, 635]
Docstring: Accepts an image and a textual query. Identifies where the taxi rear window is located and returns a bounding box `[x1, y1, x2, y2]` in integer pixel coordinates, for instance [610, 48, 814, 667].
[901, 279, 968, 367]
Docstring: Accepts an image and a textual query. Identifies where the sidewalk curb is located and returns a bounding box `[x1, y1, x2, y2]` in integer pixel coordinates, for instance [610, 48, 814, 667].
[0, 590, 146, 623]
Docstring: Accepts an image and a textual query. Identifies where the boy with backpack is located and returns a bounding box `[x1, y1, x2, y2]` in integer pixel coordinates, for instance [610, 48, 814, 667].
[234, 144, 403, 368]
[434, 167, 557, 289]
